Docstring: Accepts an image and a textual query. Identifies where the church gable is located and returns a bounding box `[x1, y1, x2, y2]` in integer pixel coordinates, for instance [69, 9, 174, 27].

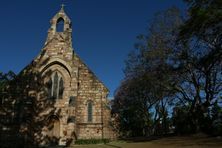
[13, 6, 116, 146]
[73, 53, 109, 93]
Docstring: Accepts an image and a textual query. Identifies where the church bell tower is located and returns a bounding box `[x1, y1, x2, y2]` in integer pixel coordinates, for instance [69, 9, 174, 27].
[42, 5, 73, 61]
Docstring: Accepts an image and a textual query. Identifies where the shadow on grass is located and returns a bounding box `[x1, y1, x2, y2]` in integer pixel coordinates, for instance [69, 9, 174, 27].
[119, 134, 222, 147]
[105, 143, 121, 148]
[120, 133, 176, 143]
[155, 135, 222, 147]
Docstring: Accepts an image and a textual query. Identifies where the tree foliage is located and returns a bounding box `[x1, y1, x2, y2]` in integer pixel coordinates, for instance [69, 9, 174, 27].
[174, 0, 222, 133]
[113, 7, 183, 137]
[113, 0, 222, 137]
[0, 66, 59, 146]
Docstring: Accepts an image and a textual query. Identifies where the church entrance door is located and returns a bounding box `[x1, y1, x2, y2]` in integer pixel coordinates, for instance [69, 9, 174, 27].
[48, 115, 60, 139]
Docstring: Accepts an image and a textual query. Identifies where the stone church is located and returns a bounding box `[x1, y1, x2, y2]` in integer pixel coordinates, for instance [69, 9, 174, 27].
[19, 6, 116, 146]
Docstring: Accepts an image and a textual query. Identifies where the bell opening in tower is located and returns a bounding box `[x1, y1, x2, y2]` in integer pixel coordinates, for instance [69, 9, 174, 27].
[56, 17, 65, 32]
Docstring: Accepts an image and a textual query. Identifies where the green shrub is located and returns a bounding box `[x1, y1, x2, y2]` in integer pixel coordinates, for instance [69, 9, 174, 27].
[75, 139, 110, 145]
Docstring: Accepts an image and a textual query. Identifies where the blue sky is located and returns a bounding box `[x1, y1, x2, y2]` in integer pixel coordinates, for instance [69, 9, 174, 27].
[0, 0, 186, 97]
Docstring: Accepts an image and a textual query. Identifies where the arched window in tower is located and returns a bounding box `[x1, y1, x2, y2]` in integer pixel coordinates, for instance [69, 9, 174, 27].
[87, 101, 93, 122]
[58, 78, 64, 99]
[53, 72, 58, 99]
[56, 17, 65, 32]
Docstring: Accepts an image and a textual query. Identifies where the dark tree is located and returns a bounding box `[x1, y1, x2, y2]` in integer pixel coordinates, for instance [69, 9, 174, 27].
[172, 0, 222, 133]
[113, 7, 183, 137]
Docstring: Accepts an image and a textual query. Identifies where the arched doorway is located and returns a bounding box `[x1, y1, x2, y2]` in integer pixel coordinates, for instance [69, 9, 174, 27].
[47, 115, 60, 138]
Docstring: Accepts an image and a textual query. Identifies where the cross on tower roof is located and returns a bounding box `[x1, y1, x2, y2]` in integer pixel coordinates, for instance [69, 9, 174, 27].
[61, 4, 65, 11]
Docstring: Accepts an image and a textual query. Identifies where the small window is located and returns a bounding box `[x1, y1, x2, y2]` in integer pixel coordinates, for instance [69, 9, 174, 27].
[56, 17, 64, 32]
[67, 116, 75, 123]
[87, 101, 93, 122]
[69, 96, 76, 106]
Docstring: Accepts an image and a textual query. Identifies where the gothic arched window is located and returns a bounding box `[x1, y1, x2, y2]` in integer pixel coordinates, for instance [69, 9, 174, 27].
[87, 101, 93, 122]
[56, 17, 64, 32]
[48, 72, 64, 99]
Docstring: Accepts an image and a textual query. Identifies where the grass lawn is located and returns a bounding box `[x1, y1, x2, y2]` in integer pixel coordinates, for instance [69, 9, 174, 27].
[70, 135, 222, 148]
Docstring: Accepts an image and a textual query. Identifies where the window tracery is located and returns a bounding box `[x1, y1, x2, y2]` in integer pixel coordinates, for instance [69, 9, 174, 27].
[48, 72, 64, 99]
